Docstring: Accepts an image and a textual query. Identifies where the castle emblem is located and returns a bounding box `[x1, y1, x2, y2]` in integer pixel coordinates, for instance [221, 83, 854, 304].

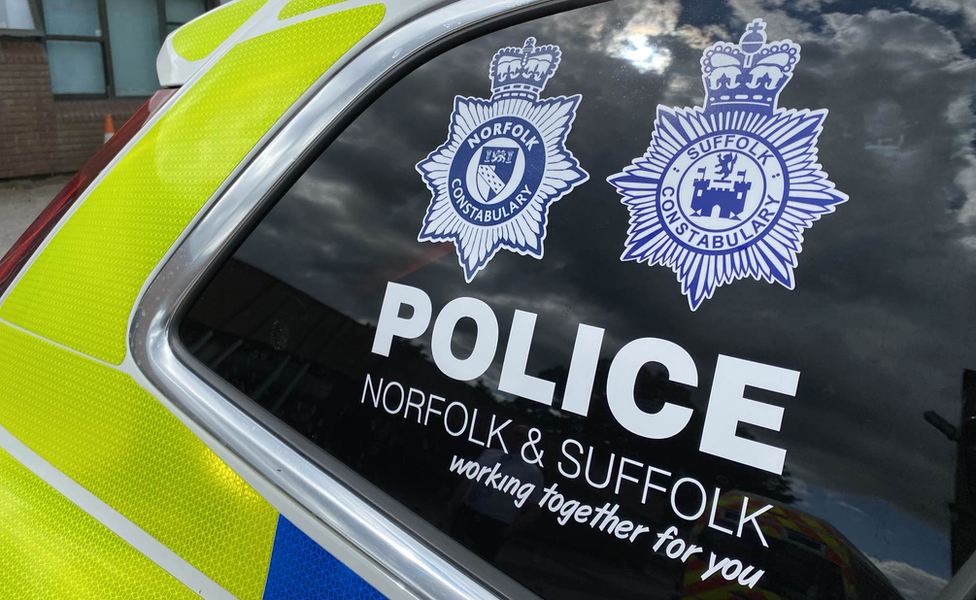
[416, 37, 588, 282]
[608, 19, 848, 310]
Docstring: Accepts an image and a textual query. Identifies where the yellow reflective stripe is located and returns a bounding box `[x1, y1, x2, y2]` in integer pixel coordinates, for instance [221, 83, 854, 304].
[0, 8, 387, 598]
[0, 447, 199, 600]
[173, 0, 269, 62]
[0, 422, 237, 600]
[2, 4, 388, 365]
[0, 323, 278, 600]
[280, 0, 347, 20]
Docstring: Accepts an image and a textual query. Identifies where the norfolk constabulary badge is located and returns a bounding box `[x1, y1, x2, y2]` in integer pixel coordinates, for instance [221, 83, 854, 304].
[416, 37, 588, 282]
[608, 19, 848, 310]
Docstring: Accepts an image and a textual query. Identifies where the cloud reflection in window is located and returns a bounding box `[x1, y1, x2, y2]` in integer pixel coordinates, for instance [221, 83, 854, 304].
[612, 33, 673, 74]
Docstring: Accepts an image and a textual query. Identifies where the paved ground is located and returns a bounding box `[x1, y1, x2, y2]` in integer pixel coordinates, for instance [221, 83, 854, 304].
[0, 175, 70, 256]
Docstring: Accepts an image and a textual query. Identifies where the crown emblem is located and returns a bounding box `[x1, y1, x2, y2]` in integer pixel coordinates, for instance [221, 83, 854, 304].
[610, 17, 848, 310]
[417, 37, 586, 281]
[701, 19, 800, 114]
[489, 37, 562, 100]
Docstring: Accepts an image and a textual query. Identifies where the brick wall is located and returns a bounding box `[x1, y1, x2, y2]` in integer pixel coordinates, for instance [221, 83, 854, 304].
[0, 38, 144, 179]
[50, 98, 146, 175]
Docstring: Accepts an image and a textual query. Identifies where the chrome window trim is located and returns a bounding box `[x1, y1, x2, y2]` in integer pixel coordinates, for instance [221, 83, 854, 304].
[937, 553, 976, 600]
[132, 2, 584, 600]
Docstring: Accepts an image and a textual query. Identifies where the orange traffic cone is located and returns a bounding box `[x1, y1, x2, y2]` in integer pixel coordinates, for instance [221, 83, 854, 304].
[103, 114, 115, 144]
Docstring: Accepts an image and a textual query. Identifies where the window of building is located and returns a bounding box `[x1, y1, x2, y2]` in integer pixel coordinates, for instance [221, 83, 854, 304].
[35, 0, 218, 98]
[105, 0, 161, 96]
[0, 0, 40, 34]
[41, 0, 106, 95]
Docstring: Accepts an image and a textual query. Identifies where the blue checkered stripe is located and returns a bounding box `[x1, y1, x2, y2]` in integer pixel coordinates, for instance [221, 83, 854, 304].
[263, 516, 387, 600]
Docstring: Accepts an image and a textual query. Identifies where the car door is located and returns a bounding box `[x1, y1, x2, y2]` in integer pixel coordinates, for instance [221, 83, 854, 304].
[132, 1, 976, 600]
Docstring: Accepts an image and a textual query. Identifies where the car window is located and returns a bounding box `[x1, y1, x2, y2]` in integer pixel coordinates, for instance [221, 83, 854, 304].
[179, 2, 976, 599]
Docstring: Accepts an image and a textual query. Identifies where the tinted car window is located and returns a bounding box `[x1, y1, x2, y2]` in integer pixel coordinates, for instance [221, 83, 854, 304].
[181, 2, 976, 599]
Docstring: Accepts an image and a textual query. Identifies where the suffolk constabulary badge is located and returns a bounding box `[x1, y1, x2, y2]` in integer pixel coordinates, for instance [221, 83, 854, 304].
[609, 19, 847, 310]
[416, 37, 588, 282]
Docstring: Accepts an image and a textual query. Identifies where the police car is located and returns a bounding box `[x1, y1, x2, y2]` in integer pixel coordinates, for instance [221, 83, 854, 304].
[0, 0, 972, 599]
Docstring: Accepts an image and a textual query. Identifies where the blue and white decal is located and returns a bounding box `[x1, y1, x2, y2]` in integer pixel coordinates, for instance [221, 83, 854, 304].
[416, 37, 588, 282]
[609, 19, 848, 310]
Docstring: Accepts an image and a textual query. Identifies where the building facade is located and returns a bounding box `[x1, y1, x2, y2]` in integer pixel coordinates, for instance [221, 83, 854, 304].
[0, 0, 223, 179]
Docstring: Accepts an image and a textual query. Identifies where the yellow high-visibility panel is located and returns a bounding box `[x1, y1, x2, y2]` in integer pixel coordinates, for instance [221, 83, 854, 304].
[0, 8, 386, 596]
[2, 5, 387, 366]
[0, 447, 200, 600]
[0, 323, 278, 600]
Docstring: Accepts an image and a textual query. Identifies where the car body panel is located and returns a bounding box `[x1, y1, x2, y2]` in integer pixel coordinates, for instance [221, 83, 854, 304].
[1, 1, 975, 599]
